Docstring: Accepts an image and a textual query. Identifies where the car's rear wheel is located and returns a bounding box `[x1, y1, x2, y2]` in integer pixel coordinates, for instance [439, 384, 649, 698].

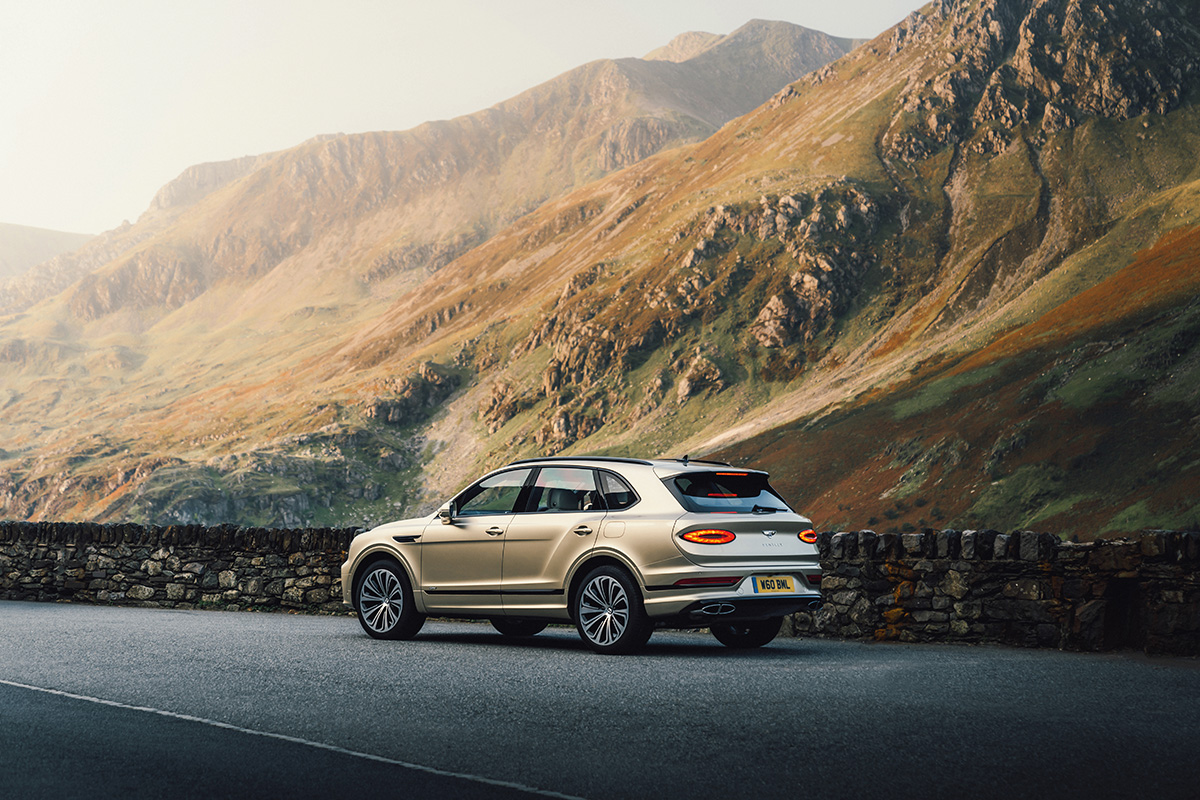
[491, 618, 549, 637]
[355, 560, 426, 640]
[574, 566, 652, 654]
[710, 617, 783, 648]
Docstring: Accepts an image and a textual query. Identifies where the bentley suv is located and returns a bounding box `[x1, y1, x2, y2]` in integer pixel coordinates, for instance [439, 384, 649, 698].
[341, 456, 822, 654]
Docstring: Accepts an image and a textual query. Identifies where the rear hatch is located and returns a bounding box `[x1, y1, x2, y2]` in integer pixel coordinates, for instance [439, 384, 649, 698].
[664, 469, 817, 567]
[673, 514, 817, 565]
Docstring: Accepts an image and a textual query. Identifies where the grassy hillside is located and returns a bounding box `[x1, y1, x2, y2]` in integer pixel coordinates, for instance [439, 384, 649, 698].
[719, 218, 1200, 535]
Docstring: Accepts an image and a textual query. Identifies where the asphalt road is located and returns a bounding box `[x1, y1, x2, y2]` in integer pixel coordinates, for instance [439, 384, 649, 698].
[1, 601, 1197, 799]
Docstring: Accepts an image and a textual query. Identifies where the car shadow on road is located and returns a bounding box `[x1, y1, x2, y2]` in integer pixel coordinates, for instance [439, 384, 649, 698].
[408, 626, 810, 659]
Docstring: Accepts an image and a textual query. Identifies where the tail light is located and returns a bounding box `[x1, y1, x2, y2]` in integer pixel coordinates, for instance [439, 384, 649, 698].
[681, 529, 736, 544]
[798, 529, 817, 544]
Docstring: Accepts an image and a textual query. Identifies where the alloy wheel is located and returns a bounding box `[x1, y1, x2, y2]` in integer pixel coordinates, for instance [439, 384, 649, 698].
[579, 574, 630, 647]
[359, 566, 405, 635]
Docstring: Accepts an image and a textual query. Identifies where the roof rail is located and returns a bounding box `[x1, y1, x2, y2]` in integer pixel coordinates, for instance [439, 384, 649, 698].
[507, 456, 655, 467]
[506, 455, 733, 468]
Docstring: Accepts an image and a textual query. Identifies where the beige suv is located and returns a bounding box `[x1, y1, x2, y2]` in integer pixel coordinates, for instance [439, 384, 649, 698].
[341, 457, 821, 653]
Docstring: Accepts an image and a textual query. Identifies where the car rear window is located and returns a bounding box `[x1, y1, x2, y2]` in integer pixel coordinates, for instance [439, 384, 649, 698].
[670, 471, 791, 514]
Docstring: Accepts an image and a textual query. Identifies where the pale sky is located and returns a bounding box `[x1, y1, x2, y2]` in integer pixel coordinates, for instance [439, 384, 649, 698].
[1, 0, 922, 235]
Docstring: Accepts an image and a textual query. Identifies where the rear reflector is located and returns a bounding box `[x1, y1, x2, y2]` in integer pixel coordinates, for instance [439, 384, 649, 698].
[674, 576, 742, 587]
[805, 573, 822, 585]
[798, 529, 817, 544]
[680, 529, 736, 544]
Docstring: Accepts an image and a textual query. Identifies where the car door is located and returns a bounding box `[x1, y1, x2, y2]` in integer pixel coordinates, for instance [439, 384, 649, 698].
[420, 467, 532, 614]
[500, 466, 605, 615]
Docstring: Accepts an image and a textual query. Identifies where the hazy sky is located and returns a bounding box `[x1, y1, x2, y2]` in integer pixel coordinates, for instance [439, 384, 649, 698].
[2, 0, 922, 235]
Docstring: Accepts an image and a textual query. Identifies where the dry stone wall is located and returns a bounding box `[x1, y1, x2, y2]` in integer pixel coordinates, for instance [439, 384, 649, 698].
[792, 529, 1200, 655]
[0, 522, 356, 613]
[4, 521, 1199, 656]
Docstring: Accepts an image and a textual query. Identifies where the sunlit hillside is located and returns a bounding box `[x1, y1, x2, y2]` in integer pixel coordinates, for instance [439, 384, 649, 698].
[0, 20, 858, 527]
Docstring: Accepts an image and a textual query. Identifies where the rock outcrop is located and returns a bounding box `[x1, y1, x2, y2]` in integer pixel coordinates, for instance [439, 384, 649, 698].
[68, 248, 208, 320]
[883, 0, 1200, 161]
[480, 381, 538, 433]
[362, 362, 460, 426]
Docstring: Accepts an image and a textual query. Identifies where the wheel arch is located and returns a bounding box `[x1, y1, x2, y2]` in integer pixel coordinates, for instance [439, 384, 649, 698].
[566, 552, 645, 622]
[349, 546, 419, 611]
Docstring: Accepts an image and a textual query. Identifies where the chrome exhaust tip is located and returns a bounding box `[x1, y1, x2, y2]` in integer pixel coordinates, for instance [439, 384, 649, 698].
[699, 603, 737, 616]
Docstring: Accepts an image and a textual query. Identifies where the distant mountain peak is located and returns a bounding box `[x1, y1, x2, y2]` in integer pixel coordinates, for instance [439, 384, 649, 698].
[0, 223, 93, 281]
[644, 30, 723, 62]
[644, 19, 861, 66]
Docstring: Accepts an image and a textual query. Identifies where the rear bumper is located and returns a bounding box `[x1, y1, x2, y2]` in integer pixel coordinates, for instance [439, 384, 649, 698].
[674, 595, 820, 625]
[643, 586, 821, 626]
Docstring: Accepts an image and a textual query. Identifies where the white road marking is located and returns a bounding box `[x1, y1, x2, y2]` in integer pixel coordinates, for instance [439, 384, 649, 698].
[0, 678, 586, 800]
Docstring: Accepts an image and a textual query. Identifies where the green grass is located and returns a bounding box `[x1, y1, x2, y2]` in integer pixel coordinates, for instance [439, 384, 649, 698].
[1037, 302, 1200, 408]
[892, 363, 1004, 420]
[965, 464, 1068, 530]
[1101, 499, 1200, 536]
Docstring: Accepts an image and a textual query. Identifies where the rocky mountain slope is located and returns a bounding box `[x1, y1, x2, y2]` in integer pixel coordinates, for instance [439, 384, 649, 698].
[0, 223, 93, 282]
[3, 1, 1198, 539]
[0, 20, 858, 527]
[712, 0, 1200, 536]
[327, 0, 1200, 538]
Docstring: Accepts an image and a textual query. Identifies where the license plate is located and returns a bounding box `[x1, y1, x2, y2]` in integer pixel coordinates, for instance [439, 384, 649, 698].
[752, 576, 795, 594]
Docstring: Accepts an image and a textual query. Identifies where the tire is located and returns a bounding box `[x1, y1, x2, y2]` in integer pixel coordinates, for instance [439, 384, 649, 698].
[710, 617, 783, 649]
[574, 565, 652, 654]
[354, 560, 426, 640]
[491, 618, 549, 637]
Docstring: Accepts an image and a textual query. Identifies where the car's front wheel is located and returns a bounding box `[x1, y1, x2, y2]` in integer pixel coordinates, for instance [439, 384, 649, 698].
[574, 565, 652, 654]
[355, 560, 426, 640]
[710, 617, 783, 648]
[491, 618, 549, 637]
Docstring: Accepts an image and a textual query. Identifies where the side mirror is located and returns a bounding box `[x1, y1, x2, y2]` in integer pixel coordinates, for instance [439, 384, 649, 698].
[438, 505, 453, 525]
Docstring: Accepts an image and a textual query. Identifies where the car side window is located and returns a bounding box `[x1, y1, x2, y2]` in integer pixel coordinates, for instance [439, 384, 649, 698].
[599, 471, 637, 510]
[525, 467, 601, 513]
[456, 468, 532, 516]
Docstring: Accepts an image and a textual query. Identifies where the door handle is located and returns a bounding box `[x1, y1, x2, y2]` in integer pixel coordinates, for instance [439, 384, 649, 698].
[573, 525, 593, 536]
[485, 527, 504, 536]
